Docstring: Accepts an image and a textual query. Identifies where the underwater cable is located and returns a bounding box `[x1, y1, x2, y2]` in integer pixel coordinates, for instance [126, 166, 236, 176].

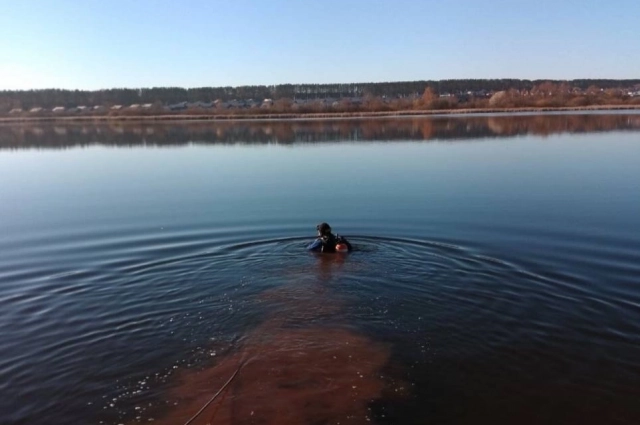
[182, 359, 246, 425]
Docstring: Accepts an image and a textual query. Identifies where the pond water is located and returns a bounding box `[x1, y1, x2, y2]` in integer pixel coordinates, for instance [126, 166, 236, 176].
[1, 113, 639, 425]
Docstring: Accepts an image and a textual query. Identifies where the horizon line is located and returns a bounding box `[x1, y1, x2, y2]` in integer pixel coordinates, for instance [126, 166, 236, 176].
[3, 77, 640, 93]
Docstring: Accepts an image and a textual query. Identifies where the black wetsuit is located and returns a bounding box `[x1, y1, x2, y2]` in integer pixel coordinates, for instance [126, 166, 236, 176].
[307, 233, 352, 253]
[320, 233, 338, 253]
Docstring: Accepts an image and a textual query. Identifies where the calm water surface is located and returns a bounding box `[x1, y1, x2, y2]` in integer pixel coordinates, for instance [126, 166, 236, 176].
[1, 114, 639, 425]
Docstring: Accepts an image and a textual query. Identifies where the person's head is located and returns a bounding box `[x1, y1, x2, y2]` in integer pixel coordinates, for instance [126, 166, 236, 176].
[317, 222, 332, 236]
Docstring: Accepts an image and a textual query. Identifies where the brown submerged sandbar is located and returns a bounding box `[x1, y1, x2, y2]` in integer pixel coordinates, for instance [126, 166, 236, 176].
[140, 259, 397, 425]
[153, 327, 389, 425]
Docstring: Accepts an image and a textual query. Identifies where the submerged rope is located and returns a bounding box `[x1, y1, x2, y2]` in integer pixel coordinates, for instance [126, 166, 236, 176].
[182, 360, 245, 425]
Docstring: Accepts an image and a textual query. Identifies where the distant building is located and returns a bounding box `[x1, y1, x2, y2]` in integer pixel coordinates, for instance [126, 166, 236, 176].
[110, 105, 123, 110]
[168, 101, 188, 111]
[141, 103, 153, 109]
[52, 106, 65, 113]
[129, 104, 140, 109]
[77, 106, 89, 112]
[226, 100, 243, 108]
[188, 101, 212, 109]
[215, 101, 232, 109]
[9, 108, 23, 114]
[29, 107, 43, 113]
[321, 98, 337, 107]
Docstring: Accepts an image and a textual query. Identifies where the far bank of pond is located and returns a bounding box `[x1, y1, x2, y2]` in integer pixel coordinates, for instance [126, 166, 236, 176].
[2, 104, 640, 124]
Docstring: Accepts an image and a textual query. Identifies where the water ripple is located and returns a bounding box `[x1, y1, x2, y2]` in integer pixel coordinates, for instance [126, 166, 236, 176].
[1, 229, 639, 424]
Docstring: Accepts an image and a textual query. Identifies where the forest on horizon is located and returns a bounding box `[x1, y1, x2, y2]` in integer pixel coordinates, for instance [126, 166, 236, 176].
[2, 79, 640, 114]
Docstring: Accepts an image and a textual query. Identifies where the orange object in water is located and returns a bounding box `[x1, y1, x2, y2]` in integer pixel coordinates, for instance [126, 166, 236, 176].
[335, 243, 349, 253]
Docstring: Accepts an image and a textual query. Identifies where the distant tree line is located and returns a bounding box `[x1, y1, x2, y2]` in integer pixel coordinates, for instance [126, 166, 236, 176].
[2, 79, 640, 112]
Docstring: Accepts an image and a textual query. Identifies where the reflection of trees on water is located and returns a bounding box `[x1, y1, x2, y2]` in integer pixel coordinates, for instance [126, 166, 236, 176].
[1, 114, 639, 149]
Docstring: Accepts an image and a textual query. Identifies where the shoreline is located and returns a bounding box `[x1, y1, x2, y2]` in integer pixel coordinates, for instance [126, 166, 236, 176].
[2, 104, 640, 124]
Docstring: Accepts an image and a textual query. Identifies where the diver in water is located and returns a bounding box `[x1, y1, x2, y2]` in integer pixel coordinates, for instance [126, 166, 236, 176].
[307, 222, 352, 253]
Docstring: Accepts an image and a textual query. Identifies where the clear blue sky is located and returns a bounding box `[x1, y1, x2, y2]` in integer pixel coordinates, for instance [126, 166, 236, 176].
[0, 0, 638, 90]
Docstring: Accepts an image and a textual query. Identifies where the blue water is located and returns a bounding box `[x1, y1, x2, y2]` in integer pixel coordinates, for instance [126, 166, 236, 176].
[1, 114, 639, 425]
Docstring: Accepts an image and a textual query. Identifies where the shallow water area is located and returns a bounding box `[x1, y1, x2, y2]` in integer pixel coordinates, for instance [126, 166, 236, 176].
[1, 113, 640, 425]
